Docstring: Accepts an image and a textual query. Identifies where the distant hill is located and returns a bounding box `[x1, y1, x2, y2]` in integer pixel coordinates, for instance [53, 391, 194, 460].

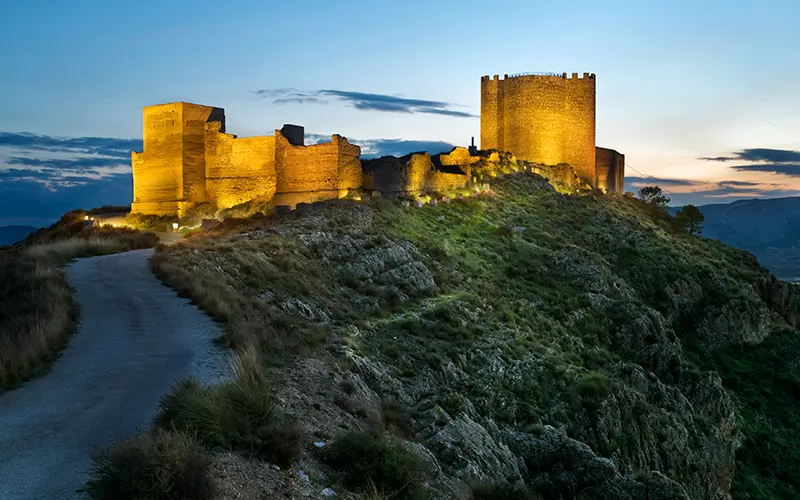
[690, 197, 800, 281]
[0, 225, 38, 246]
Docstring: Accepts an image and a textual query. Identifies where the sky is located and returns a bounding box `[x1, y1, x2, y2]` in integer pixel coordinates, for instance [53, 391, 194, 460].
[1, 0, 799, 226]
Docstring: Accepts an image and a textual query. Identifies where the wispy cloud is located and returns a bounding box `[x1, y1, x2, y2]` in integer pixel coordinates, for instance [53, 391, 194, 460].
[0, 132, 141, 159]
[300, 133, 456, 158]
[699, 148, 800, 177]
[700, 148, 800, 163]
[0, 132, 138, 190]
[625, 176, 798, 204]
[252, 88, 477, 118]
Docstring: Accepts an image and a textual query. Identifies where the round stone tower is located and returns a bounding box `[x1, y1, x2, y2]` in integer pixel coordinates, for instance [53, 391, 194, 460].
[480, 72, 597, 186]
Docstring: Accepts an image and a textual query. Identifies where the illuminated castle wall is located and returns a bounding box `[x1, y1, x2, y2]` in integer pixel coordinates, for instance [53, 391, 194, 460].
[131, 102, 361, 215]
[480, 72, 624, 192]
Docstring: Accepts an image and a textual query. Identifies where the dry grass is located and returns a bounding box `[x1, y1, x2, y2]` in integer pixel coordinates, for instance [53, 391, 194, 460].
[0, 222, 158, 392]
[22, 237, 130, 261]
[0, 251, 75, 390]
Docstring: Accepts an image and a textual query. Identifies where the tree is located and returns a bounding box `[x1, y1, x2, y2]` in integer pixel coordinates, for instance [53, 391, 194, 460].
[674, 204, 705, 234]
[637, 186, 670, 209]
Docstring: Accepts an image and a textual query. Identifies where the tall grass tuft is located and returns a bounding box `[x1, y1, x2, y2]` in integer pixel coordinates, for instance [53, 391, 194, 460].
[84, 429, 218, 500]
[155, 349, 304, 467]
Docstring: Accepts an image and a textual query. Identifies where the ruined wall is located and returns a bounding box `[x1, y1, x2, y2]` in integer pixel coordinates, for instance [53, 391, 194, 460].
[480, 73, 597, 187]
[595, 147, 625, 193]
[336, 135, 363, 192]
[204, 121, 277, 209]
[361, 153, 469, 195]
[273, 131, 363, 208]
[439, 147, 481, 169]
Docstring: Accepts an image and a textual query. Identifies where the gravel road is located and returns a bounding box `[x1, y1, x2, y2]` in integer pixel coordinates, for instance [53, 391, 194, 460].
[0, 248, 231, 500]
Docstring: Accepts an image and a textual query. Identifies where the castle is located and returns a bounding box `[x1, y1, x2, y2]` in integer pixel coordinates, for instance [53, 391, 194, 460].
[481, 72, 624, 193]
[131, 73, 624, 216]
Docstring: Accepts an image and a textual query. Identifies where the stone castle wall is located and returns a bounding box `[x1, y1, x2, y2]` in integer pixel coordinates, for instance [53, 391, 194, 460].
[595, 147, 625, 194]
[362, 150, 470, 194]
[204, 121, 277, 209]
[132, 102, 363, 215]
[480, 73, 597, 187]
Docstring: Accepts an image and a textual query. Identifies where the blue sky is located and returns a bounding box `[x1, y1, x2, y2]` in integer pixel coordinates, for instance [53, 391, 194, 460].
[1, 0, 799, 226]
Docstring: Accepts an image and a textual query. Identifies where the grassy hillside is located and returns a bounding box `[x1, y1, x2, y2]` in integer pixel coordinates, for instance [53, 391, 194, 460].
[104, 174, 799, 499]
[0, 212, 158, 392]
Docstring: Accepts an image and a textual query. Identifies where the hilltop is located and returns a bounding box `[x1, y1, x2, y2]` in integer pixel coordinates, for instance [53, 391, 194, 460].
[82, 172, 800, 500]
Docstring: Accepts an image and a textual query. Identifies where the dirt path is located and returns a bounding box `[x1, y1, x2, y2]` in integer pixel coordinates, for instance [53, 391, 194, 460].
[0, 249, 230, 500]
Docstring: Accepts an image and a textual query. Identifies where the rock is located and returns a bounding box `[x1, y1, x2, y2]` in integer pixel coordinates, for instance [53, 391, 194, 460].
[426, 414, 523, 484]
[378, 261, 437, 295]
[502, 426, 690, 500]
[280, 298, 329, 322]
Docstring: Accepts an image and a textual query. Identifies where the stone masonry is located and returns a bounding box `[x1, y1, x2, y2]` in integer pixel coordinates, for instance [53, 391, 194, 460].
[480, 72, 624, 192]
[131, 102, 362, 216]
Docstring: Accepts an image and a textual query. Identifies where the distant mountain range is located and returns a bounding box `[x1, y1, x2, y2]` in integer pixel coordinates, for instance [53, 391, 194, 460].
[692, 197, 800, 281]
[0, 225, 38, 247]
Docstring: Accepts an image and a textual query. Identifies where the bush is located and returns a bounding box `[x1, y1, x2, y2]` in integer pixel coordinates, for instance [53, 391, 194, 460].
[320, 430, 427, 500]
[84, 429, 217, 500]
[155, 352, 304, 466]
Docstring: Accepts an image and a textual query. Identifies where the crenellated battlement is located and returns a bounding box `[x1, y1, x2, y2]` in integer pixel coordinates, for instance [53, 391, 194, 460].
[481, 72, 595, 82]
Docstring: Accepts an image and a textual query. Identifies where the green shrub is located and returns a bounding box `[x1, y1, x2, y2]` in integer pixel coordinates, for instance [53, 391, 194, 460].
[84, 429, 217, 500]
[155, 362, 304, 466]
[576, 371, 612, 399]
[320, 430, 427, 500]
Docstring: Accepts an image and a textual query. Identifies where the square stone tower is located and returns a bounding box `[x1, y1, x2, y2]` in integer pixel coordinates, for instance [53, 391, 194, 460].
[131, 102, 225, 215]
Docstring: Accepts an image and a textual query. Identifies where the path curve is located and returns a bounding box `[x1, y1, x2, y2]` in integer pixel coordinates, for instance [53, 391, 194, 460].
[0, 249, 230, 500]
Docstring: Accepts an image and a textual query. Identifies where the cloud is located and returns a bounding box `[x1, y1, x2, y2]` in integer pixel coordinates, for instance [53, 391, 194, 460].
[729, 163, 800, 177]
[625, 175, 798, 205]
[252, 88, 477, 118]
[0, 132, 141, 159]
[299, 132, 457, 157]
[700, 148, 800, 163]
[357, 139, 456, 158]
[624, 176, 698, 188]
[0, 132, 137, 220]
[699, 148, 800, 178]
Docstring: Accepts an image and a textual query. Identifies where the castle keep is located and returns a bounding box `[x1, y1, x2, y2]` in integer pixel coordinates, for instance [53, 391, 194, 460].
[130, 74, 624, 215]
[480, 73, 624, 192]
